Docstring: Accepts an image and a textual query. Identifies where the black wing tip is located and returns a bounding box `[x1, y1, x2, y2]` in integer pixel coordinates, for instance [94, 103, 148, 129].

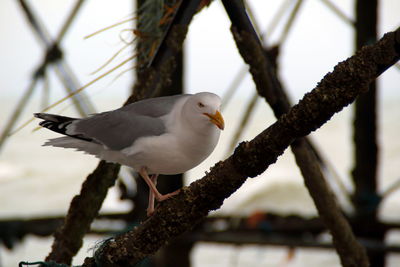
[38, 120, 50, 127]
[34, 113, 44, 119]
[35, 115, 95, 143]
[34, 113, 56, 121]
[34, 113, 78, 123]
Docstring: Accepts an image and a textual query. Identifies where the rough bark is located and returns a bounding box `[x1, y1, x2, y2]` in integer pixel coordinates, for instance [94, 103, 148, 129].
[81, 28, 400, 267]
[45, 161, 120, 264]
[223, 0, 368, 264]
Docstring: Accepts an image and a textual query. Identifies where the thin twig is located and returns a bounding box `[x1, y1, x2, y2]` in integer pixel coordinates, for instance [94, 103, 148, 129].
[319, 0, 355, 26]
[84, 17, 136, 39]
[0, 77, 39, 151]
[263, 0, 294, 38]
[227, 92, 259, 153]
[278, 0, 305, 44]
[220, 68, 247, 110]
[382, 177, 400, 198]
[56, 0, 86, 42]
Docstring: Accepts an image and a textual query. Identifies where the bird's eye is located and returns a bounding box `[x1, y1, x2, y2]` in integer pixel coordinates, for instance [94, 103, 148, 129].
[198, 102, 204, 108]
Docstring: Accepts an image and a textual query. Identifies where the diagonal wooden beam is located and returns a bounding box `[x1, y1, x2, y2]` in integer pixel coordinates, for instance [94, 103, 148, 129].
[18, 0, 95, 116]
[0, 0, 92, 151]
[221, 1, 368, 266]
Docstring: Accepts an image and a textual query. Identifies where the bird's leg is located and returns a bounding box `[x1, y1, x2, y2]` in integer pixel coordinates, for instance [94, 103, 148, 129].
[168, 188, 181, 197]
[139, 167, 180, 202]
[147, 174, 158, 216]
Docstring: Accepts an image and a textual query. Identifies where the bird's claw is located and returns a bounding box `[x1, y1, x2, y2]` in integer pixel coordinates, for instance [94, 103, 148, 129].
[146, 208, 155, 217]
[146, 189, 181, 217]
[156, 189, 181, 202]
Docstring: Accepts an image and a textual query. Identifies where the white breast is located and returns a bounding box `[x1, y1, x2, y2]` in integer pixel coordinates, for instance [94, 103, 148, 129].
[121, 126, 220, 175]
[120, 95, 221, 174]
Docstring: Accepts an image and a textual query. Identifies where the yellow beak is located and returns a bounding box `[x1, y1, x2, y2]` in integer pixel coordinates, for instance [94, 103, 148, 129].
[204, 110, 225, 130]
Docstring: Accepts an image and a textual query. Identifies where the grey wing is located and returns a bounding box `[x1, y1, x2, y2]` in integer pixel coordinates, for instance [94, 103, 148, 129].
[69, 94, 191, 150]
[119, 94, 190, 117]
[71, 110, 166, 150]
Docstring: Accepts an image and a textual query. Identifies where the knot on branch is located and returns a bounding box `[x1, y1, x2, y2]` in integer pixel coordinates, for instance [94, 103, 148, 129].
[33, 43, 63, 79]
[45, 43, 63, 64]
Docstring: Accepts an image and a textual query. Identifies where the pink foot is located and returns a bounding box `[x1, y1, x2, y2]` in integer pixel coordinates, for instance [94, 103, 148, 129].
[147, 208, 155, 217]
[146, 189, 181, 216]
[156, 189, 181, 202]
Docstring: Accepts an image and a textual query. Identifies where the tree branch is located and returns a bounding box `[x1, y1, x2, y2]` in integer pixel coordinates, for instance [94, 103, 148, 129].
[82, 28, 400, 267]
[221, 0, 368, 264]
[46, 161, 120, 264]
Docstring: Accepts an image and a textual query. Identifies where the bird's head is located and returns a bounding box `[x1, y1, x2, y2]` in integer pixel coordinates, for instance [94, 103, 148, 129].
[186, 92, 225, 130]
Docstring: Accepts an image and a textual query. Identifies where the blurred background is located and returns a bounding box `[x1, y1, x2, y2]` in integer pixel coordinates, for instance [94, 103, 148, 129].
[0, 0, 399, 266]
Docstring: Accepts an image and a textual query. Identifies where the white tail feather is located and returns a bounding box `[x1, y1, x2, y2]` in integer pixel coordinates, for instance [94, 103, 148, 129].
[44, 137, 131, 166]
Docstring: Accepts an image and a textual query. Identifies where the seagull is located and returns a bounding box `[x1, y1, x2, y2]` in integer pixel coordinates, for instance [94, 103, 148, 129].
[34, 92, 224, 216]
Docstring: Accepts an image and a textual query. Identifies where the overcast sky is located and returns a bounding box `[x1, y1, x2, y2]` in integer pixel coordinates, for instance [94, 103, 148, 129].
[0, 0, 399, 107]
